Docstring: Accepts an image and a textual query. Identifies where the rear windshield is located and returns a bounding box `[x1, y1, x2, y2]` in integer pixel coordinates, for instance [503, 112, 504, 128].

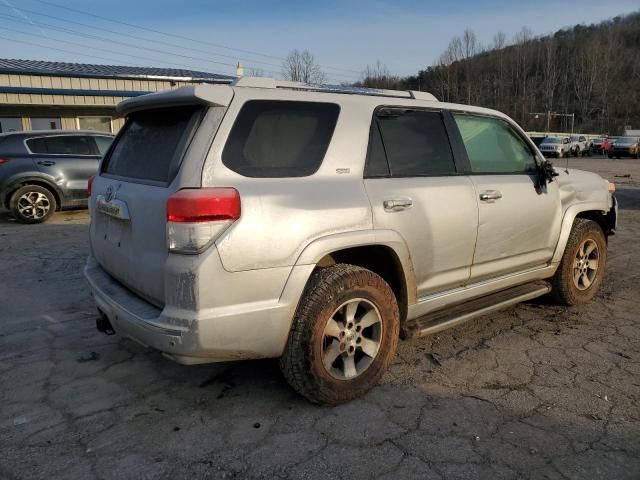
[102, 106, 203, 184]
[222, 100, 340, 177]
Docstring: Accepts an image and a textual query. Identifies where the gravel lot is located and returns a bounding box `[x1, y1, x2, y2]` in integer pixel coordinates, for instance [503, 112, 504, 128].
[1, 157, 639, 480]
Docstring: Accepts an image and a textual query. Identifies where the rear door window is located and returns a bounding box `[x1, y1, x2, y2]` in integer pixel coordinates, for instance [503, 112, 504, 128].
[371, 110, 456, 177]
[102, 106, 203, 184]
[222, 100, 340, 177]
[26, 135, 99, 155]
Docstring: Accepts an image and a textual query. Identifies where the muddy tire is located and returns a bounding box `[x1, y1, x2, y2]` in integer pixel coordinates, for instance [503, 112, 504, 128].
[280, 264, 400, 405]
[9, 185, 56, 224]
[551, 219, 607, 306]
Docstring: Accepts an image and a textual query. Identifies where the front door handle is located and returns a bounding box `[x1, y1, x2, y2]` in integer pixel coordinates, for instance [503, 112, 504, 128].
[37, 160, 56, 166]
[479, 190, 502, 202]
[383, 198, 413, 212]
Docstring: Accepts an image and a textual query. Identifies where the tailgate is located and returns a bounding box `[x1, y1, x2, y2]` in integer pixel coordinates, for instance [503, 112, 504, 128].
[89, 104, 216, 306]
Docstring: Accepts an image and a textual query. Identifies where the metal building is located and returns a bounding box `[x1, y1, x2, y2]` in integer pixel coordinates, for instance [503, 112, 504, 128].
[0, 58, 234, 134]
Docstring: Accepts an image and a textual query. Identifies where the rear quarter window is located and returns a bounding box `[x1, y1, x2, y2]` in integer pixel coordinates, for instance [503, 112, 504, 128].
[222, 100, 340, 178]
[102, 106, 203, 184]
[94, 136, 114, 156]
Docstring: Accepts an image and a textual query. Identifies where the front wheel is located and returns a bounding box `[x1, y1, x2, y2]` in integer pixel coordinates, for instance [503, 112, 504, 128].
[280, 264, 400, 405]
[551, 219, 607, 305]
[9, 185, 57, 224]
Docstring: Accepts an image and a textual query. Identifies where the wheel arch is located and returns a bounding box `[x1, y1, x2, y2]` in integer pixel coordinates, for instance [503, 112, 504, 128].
[552, 202, 616, 264]
[4, 176, 63, 211]
[294, 230, 417, 323]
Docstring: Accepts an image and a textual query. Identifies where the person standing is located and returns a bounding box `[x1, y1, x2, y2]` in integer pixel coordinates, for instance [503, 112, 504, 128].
[602, 137, 609, 158]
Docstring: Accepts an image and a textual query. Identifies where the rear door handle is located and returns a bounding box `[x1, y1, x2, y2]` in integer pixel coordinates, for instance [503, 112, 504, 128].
[37, 161, 56, 166]
[479, 190, 502, 202]
[383, 198, 413, 212]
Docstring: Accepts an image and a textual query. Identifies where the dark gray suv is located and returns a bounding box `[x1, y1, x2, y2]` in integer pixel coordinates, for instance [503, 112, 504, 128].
[0, 130, 113, 223]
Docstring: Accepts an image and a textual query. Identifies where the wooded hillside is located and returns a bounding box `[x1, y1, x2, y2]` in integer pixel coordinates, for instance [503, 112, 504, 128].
[360, 12, 640, 134]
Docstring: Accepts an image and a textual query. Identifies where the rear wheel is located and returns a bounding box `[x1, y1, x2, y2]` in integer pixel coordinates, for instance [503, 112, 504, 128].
[551, 219, 607, 305]
[9, 185, 56, 224]
[280, 264, 400, 405]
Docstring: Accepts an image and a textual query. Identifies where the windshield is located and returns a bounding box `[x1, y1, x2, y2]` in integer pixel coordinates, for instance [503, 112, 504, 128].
[541, 137, 561, 144]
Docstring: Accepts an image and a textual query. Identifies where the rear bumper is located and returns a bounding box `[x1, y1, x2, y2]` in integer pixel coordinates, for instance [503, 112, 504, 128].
[612, 148, 634, 156]
[84, 254, 313, 364]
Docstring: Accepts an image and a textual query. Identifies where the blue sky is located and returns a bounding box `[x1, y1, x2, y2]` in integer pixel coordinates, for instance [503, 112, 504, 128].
[0, 0, 638, 83]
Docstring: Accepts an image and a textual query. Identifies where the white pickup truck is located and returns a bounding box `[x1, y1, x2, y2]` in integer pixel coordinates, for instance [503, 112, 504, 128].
[569, 135, 590, 156]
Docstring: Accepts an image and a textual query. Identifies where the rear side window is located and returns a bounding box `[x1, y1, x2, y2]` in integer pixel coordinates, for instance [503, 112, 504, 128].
[27, 135, 98, 155]
[453, 114, 537, 174]
[94, 136, 114, 156]
[222, 100, 339, 177]
[103, 106, 203, 184]
[371, 110, 456, 176]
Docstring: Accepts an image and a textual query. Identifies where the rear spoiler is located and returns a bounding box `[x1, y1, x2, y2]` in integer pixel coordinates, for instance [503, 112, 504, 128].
[117, 85, 234, 115]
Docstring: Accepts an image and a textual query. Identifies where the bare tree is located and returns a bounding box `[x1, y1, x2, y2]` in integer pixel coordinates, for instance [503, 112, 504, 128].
[541, 37, 559, 114]
[461, 29, 478, 104]
[513, 27, 533, 123]
[492, 31, 507, 50]
[247, 67, 266, 77]
[491, 32, 507, 108]
[282, 49, 326, 84]
[360, 61, 401, 89]
[573, 39, 599, 126]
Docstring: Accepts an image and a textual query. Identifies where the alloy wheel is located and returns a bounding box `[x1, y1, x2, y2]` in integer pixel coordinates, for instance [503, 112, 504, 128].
[17, 191, 51, 220]
[573, 239, 599, 291]
[321, 298, 382, 380]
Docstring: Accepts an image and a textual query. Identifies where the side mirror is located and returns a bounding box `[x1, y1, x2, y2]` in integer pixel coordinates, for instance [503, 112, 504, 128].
[541, 159, 559, 182]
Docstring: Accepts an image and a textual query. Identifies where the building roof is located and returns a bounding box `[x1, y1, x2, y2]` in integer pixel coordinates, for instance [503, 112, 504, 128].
[0, 58, 235, 83]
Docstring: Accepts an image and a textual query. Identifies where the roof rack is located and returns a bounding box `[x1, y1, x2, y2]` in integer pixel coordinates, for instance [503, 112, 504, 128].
[232, 77, 438, 101]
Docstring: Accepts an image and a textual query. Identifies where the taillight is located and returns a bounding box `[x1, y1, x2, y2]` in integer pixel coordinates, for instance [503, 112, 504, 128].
[0, 158, 9, 165]
[166, 188, 240, 254]
[87, 175, 95, 197]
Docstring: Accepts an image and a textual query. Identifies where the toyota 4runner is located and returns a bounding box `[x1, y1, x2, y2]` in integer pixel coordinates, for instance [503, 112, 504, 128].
[85, 78, 617, 404]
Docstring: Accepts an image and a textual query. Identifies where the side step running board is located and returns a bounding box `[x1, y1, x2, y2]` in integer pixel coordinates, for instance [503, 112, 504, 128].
[402, 281, 551, 339]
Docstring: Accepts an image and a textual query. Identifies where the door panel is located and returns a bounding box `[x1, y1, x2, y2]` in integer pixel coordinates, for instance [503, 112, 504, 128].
[469, 175, 561, 281]
[364, 109, 479, 298]
[365, 177, 478, 297]
[451, 113, 563, 282]
[35, 155, 100, 203]
[28, 135, 101, 204]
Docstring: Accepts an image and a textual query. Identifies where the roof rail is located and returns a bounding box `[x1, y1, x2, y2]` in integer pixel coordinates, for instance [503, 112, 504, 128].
[232, 76, 438, 101]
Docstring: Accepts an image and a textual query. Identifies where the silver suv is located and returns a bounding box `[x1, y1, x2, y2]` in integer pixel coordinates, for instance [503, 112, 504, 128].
[539, 136, 572, 157]
[85, 78, 617, 404]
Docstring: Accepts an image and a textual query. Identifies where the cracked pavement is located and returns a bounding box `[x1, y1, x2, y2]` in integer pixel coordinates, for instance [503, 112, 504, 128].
[1, 157, 639, 479]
